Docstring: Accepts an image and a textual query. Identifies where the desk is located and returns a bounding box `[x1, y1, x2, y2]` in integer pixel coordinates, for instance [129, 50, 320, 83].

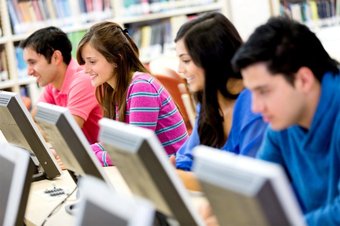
[25, 167, 208, 226]
[25, 170, 77, 226]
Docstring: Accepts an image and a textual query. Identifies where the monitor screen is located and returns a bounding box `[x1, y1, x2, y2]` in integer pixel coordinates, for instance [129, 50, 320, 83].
[98, 118, 204, 226]
[192, 145, 306, 226]
[0, 143, 35, 226]
[76, 176, 155, 226]
[0, 91, 60, 179]
[35, 102, 112, 187]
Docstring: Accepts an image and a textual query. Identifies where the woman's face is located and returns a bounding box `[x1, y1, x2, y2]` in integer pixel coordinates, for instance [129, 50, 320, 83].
[176, 39, 205, 92]
[81, 43, 117, 88]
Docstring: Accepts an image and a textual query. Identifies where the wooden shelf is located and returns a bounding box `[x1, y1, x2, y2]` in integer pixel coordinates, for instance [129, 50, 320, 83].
[116, 3, 222, 24]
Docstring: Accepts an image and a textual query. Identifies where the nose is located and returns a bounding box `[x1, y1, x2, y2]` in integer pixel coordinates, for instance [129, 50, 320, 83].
[27, 66, 34, 76]
[251, 95, 264, 114]
[177, 62, 185, 75]
[83, 64, 91, 74]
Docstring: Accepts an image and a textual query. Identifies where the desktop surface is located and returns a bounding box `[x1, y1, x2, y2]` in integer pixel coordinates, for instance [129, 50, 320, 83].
[24, 167, 207, 226]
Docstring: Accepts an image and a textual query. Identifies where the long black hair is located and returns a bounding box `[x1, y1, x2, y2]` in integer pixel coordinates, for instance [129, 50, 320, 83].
[175, 12, 243, 147]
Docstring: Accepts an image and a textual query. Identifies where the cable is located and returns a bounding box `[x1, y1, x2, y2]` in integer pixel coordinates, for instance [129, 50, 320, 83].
[40, 186, 77, 226]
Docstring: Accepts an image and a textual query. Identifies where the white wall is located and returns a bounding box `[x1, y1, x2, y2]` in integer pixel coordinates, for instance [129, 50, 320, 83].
[314, 25, 340, 62]
[227, 0, 273, 40]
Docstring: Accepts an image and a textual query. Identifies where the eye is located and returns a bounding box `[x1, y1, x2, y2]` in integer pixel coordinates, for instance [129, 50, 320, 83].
[27, 60, 35, 66]
[258, 88, 270, 96]
[181, 59, 190, 64]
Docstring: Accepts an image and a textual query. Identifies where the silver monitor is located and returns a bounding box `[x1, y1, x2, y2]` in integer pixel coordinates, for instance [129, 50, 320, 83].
[0, 143, 35, 226]
[76, 175, 155, 226]
[192, 145, 306, 226]
[0, 91, 60, 179]
[35, 102, 112, 187]
[99, 118, 204, 226]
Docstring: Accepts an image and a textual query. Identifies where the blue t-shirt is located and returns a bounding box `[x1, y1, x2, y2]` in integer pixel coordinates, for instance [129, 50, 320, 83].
[176, 89, 268, 171]
[257, 73, 340, 226]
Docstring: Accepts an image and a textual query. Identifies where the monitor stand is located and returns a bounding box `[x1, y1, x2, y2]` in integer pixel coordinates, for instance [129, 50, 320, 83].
[30, 153, 47, 181]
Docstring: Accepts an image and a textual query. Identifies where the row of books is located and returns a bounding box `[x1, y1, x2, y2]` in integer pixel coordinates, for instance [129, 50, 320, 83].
[7, 0, 112, 35]
[281, 0, 340, 27]
[122, 0, 216, 16]
[8, 14, 191, 83]
[5, 10, 199, 87]
[128, 15, 190, 62]
[4, 11, 199, 87]
[10, 14, 187, 80]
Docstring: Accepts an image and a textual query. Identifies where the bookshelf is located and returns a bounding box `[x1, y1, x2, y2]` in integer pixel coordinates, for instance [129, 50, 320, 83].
[0, 0, 231, 104]
[271, 0, 340, 61]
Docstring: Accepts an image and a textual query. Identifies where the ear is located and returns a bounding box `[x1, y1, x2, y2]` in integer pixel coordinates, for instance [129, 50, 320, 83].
[295, 67, 317, 93]
[52, 50, 63, 64]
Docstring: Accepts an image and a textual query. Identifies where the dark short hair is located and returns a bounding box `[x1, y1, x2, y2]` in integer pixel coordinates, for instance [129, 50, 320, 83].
[20, 26, 72, 65]
[232, 16, 339, 84]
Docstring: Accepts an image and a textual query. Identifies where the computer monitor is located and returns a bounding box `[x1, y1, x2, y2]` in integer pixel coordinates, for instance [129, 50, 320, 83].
[35, 102, 112, 187]
[98, 118, 204, 226]
[0, 91, 60, 180]
[0, 143, 35, 226]
[76, 175, 155, 226]
[192, 145, 306, 226]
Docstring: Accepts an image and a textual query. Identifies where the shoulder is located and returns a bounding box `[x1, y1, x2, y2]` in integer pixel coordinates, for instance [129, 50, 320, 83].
[70, 70, 93, 88]
[234, 89, 251, 107]
[129, 72, 162, 93]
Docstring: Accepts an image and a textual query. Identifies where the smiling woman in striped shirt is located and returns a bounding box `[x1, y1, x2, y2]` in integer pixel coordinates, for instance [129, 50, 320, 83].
[76, 21, 188, 166]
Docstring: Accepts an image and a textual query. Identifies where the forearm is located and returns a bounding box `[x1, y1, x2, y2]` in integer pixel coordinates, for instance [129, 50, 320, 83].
[91, 143, 113, 167]
[176, 169, 202, 192]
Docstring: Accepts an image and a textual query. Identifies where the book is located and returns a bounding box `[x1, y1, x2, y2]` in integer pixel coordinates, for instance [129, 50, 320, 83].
[32, 0, 44, 21]
[0, 47, 9, 81]
[45, 0, 57, 21]
[6, 0, 20, 33]
[139, 25, 152, 61]
[15, 47, 28, 80]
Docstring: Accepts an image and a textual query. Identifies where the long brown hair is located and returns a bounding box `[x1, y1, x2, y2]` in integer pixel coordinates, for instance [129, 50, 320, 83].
[77, 21, 148, 121]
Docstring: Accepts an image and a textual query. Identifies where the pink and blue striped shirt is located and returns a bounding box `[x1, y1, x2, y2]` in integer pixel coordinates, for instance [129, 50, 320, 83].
[92, 72, 188, 166]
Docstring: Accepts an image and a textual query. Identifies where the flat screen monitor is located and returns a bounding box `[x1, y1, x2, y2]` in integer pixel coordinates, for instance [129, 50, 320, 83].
[76, 175, 155, 226]
[192, 145, 306, 226]
[0, 143, 35, 226]
[35, 102, 112, 187]
[0, 91, 60, 179]
[98, 118, 204, 226]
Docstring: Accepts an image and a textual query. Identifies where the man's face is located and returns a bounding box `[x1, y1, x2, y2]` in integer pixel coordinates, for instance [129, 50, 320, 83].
[242, 62, 306, 130]
[23, 47, 58, 87]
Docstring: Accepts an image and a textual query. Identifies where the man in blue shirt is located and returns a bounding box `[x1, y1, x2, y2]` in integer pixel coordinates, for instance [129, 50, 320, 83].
[231, 17, 340, 226]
